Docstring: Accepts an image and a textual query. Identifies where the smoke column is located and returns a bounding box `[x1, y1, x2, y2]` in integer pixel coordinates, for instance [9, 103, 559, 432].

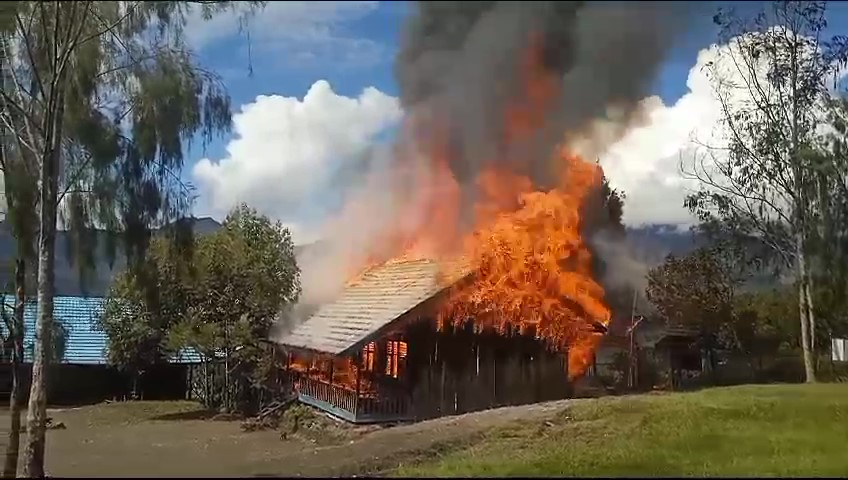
[395, 1, 698, 293]
[278, 1, 701, 334]
[395, 1, 697, 189]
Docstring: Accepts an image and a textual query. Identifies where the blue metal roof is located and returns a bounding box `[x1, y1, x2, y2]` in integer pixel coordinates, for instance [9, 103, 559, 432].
[1, 295, 200, 365]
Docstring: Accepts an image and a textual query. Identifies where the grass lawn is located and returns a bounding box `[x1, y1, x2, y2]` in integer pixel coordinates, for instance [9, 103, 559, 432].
[1, 383, 846, 477]
[396, 383, 848, 477]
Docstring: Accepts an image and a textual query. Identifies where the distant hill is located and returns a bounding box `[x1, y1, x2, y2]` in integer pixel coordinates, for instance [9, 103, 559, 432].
[0, 217, 224, 297]
[624, 223, 785, 292]
[0, 220, 775, 299]
[624, 224, 705, 261]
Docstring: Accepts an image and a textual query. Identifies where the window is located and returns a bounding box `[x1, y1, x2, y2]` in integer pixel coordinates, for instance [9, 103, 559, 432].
[385, 340, 408, 378]
[362, 342, 376, 371]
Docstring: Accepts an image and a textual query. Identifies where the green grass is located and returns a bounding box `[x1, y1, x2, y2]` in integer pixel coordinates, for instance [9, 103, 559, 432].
[50, 400, 208, 427]
[396, 384, 848, 477]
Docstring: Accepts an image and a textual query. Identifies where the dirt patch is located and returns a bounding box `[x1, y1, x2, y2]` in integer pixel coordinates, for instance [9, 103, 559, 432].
[247, 399, 582, 477]
[0, 399, 581, 477]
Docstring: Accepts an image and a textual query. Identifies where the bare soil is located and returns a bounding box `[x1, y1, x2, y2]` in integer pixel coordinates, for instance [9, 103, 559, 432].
[0, 398, 578, 477]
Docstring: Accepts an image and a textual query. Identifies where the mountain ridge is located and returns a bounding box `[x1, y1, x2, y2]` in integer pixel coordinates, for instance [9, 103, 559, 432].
[0, 221, 708, 298]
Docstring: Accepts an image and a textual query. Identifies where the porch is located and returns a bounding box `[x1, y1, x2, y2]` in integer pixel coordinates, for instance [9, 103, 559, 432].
[287, 370, 411, 424]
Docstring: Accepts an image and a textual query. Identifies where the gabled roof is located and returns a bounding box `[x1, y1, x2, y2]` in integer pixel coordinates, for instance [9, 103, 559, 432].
[636, 321, 699, 348]
[278, 257, 472, 356]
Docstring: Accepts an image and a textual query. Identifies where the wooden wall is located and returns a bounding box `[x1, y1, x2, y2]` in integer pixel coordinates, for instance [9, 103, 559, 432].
[280, 316, 574, 423]
[401, 319, 572, 421]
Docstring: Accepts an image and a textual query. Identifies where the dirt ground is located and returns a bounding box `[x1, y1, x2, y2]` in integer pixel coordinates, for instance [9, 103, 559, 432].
[0, 399, 579, 477]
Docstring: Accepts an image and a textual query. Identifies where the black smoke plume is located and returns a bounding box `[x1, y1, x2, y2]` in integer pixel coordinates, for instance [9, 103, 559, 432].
[395, 1, 702, 309]
[395, 1, 698, 188]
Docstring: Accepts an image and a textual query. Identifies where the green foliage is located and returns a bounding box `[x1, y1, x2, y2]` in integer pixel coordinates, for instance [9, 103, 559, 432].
[0, 3, 264, 474]
[646, 246, 739, 340]
[180, 204, 301, 393]
[685, 2, 848, 255]
[683, 1, 848, 274]
[680, 1, 848, 383]
[99, 234, 196, 373]
[733, 287, 798, 354]
[102, 204, 300, 411]
[645, 240, 823, 362]
[100, 280, 159, 372]
[0, 1, 265, 287]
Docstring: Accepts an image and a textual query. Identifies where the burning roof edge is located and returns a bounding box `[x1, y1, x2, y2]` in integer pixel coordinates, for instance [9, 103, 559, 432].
[333, 283, 460, 357]
[277, 257, 474, 356]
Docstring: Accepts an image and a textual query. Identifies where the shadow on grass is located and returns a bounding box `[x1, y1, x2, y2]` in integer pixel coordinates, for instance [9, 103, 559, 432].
[149, 409, 219, 421]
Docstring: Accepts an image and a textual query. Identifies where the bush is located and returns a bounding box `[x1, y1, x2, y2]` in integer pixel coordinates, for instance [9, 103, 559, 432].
[817, 359, 848, 383]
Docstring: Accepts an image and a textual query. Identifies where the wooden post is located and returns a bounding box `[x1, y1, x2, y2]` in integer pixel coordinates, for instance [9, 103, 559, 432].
[285, 351, 293, 392]
[534, 351, 541, 402]
[354, 355, 361, 418]
[186, 364, 192, 400]
[440, 359, 447, 414]
[592, 352, 597, 377]
[628, 287, 638, 389]
[492, 355, 496, 407]
[668, 348, 674, 391]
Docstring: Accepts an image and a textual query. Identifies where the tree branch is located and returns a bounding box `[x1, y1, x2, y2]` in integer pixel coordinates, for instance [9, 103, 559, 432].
[76, 1, 142, 48]
[17, 6, 47, 102]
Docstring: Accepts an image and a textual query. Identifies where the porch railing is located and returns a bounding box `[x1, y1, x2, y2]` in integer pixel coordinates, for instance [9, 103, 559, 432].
[294, 373, 358, 414]
[288, 371, 410, 423]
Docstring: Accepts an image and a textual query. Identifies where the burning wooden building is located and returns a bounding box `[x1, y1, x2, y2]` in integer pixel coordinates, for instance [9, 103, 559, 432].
[276, 258, 573, 424]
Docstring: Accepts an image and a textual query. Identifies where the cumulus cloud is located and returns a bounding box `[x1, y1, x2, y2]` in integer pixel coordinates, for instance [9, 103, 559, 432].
[592, 27, 848, 229]
[582, 46, 725, 229]
[184, 2, 386, 69]
[192, 80, 402, 243]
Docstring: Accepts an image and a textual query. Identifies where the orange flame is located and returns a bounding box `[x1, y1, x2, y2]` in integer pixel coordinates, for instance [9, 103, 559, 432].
[355, 35, 611, 379]
[442, 153, 610, 378]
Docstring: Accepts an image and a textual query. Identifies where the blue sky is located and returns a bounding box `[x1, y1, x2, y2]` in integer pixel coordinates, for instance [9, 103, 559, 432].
[185, 1, 717, 177]
[181, 1, 848, 237]
[186, 2, 409, 168]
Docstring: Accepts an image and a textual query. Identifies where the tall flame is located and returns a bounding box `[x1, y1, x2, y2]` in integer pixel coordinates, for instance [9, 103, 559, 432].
[357, 35, 612, 379]
[442, 152, 611, 379]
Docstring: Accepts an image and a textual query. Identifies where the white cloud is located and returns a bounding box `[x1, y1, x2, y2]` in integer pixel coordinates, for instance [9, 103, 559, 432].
[192, 80, 402, 242]
[184, 2, 385, 69]
[592, 28, 848, 229]
[581, 45, 723, 228]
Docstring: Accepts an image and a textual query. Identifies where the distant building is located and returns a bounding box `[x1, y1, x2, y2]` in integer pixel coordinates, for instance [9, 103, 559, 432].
[0, 295, 200, 403]
[832, 338, 848, 363]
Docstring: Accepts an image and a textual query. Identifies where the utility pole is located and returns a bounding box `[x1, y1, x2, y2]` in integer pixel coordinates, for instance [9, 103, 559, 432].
[627, 287, 644, 389]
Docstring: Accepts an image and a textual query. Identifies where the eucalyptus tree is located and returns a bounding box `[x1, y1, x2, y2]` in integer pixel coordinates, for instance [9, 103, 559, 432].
[683, 1, 848, 382]
[0, 2, 262, 475]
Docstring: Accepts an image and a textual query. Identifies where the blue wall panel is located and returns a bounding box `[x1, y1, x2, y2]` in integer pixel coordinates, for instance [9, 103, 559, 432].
[1, 295, 200, 364]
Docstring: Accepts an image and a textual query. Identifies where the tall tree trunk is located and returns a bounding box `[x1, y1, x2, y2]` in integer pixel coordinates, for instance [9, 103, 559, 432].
[22, 83, 64, 478]
[224, 348, 230, 413]
[3, 259, 26, 478]
[796, 232, 816, 383]
[804, 275, 816, 360]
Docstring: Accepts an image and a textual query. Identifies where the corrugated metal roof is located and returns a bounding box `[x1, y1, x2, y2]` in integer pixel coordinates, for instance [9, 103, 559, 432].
[1, 295, 201, 364]
[278, 257, 473, 355]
